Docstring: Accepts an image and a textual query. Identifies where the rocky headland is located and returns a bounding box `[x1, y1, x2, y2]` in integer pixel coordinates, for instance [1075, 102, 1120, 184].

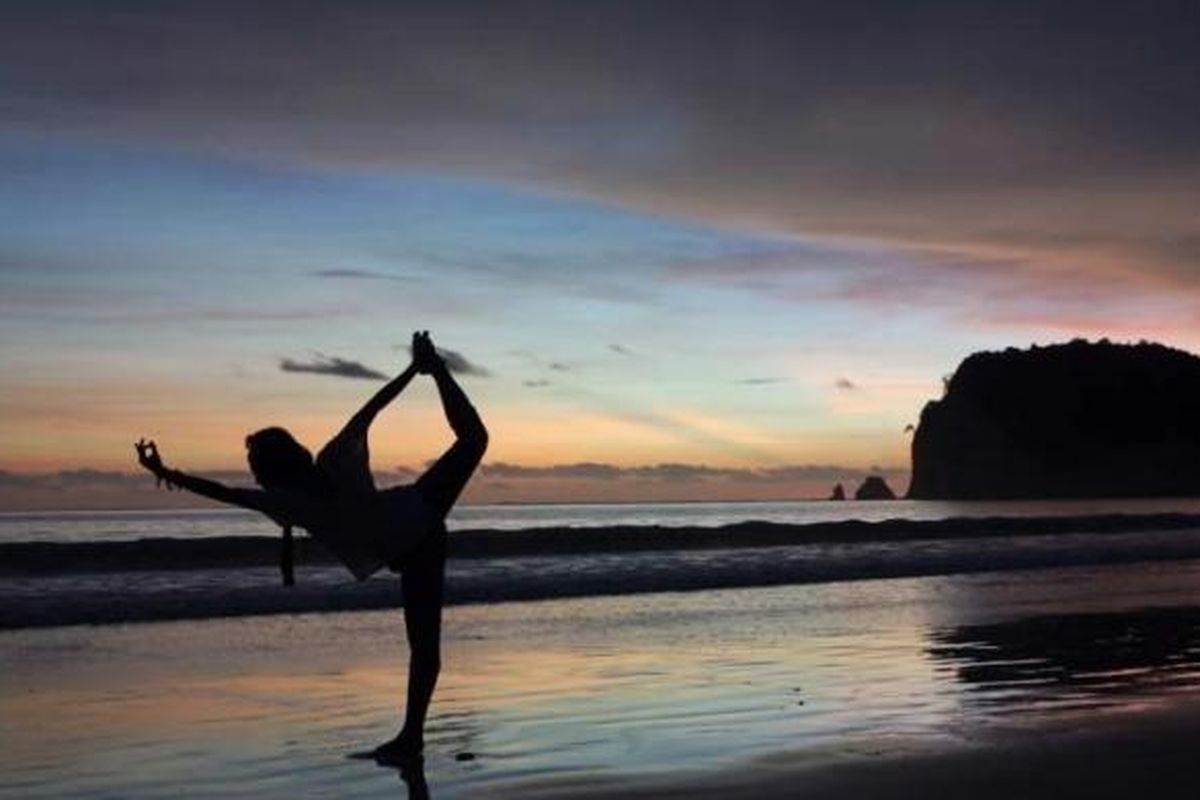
[907, 339, 1200, 499]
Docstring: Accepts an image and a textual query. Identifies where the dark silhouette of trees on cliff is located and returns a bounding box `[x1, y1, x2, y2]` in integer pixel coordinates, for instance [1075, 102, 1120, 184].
[908, 339, 1200, 499]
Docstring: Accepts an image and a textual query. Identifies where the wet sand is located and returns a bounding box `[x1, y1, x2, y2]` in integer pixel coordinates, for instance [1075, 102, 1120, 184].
[6, 559, 1200, 798]
[498, 709, 1200, 800]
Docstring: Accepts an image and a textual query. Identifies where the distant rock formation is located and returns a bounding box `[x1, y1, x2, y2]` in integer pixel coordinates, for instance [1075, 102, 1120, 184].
[908, 339, 1200, 499]
[854, 476, 896, 500]
[829, 483, 846, 501]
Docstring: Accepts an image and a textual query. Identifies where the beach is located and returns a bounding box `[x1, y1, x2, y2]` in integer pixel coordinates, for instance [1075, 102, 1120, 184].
[6, 554, 1200, 799]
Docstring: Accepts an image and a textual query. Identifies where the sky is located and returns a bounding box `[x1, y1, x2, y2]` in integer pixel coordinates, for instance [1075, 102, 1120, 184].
[2, 0, 1199, 509]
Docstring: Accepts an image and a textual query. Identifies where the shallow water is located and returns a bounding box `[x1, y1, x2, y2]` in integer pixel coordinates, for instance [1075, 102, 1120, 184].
[5, 559, 1200, 799]
[9, 524, 1200, 628]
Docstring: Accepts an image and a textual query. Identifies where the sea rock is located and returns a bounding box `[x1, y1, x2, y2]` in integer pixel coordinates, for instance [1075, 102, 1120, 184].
[854, 476, 895, 500]
[907, 339, 1200, 499]
[829, 483, 846, 501]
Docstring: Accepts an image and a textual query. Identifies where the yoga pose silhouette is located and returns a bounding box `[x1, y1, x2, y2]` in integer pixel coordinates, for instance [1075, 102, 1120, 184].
[135, 331, 487, 764]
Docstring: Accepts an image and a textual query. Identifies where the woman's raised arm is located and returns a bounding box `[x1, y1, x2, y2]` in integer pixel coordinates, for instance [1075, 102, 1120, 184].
[327, 331, 447, 450]
[330, 341, 429, 448]
[339, 364, 419, 438]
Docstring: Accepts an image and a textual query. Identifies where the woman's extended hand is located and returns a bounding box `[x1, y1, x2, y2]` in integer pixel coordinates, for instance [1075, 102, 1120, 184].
[412, 330, 442, 374]
[134, 438, 172, 488]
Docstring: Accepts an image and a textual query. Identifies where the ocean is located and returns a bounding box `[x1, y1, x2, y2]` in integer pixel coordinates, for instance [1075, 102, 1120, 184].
[11, 497, 1200, 544]
[6, 498, 1200, 629]
[9, 501, 1200, 798]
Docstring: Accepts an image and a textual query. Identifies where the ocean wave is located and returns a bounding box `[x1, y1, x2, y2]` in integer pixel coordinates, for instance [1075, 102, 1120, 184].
[5, 514, 1200, 629]
[4, 513, 1200, 576]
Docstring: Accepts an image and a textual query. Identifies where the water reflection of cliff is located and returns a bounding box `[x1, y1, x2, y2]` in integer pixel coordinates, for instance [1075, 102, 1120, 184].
[926, 606, 1200, 709]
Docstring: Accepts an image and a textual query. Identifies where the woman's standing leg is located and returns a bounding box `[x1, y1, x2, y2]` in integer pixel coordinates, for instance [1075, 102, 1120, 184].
[377, 358, 485, 764]
[374, 528, 446, 764]
[402, 528, 446, 751]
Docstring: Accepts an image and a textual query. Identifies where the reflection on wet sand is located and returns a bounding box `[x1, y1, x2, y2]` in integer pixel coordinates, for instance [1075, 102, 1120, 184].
[927, 606, 1200, 711]
[395, 756, 430, 800]
[12, 566, 1200, 799]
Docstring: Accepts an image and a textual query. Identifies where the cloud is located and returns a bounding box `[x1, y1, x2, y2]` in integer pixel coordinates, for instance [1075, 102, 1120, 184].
[280, 354, 387, 380]
[198, 307, 359, 323]
[381, 466, 420, 482]
[671, 240, 1200, 334]
[4, 467, 427, 490]
[0, 469, 38, 489]
[0, 463, 911, 510]
[0, 291, 362, 326]
[482, 462, 625, 481]
[512, 350, 578, 377]
[0, 468, 253, 493]
[835, 378, 857, 390]
[4, 0, 1198, 341]
[5, 0, 1197, 296]
[403, 344, 491, 377]
[0, 466, 427, 510]
[480, 461, 902, 484]
[310, 268, 414, 282]
[631, 463, 739, 482]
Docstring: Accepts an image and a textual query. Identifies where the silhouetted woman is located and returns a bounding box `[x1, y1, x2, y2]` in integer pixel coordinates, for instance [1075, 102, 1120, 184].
[135, 331, 487, 764]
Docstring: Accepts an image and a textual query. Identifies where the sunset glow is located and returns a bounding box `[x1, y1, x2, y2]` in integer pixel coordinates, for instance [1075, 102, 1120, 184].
[3, 2, 1199, 508]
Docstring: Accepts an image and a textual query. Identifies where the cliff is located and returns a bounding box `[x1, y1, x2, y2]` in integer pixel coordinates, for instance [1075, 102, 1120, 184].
[908, 340, 1200, 499]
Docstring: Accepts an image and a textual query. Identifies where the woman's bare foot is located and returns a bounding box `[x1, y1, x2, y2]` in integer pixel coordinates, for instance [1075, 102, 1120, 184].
[373, 730, 423, 765]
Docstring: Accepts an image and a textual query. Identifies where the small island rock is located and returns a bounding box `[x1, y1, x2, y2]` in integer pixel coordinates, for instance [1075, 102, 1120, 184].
[854, 476, 896, 500]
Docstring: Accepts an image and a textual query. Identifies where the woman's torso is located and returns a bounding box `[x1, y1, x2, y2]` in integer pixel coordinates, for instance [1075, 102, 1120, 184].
[263, 434, 437, 579]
